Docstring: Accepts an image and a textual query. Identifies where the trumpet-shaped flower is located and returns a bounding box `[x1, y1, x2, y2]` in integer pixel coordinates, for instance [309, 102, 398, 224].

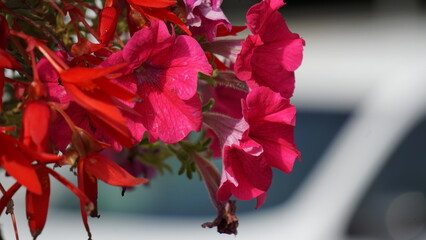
[234, 0, 304, 98]
[241, 87, 300, 173]
[102, 20, 212, 143]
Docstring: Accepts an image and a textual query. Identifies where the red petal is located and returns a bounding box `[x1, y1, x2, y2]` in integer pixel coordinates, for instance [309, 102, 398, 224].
[59, 64, 127, 85]
[0, 49, 22, 70]
[127, 0, 176, 8]
[94, 77, 139, 102]
[83, 153, 148, 186]
[26, 167, 50, 238]
[216, 25, 247, 37]
[139, 7, 191, 35]
[98, 7, 118, 45]
[78, 160, 99, 218]
[0, 133, 42, 194]
[22, 101, 50, 151]
[77, 160, 96, 239]
[63, 84, 133, 148]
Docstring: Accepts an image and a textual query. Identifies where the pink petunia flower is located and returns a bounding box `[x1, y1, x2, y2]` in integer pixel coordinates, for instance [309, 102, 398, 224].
[101, 20, 212, 144]
[234, 0, 304, 98]
[205, 86, 299, 207]
[183, 0, 232, 41]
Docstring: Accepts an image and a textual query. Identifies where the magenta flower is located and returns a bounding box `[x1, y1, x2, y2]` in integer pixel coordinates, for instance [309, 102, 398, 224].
[217, 144, 272, 208]
[205, 87, 299, 207]
[242, 86, 300, 173]
[183, 0, 232, 41]
[234, 0, 305, 98]
[102, 20, 212, 143]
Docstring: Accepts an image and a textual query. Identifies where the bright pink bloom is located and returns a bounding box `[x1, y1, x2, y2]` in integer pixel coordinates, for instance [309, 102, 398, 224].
[234, 0, 304, 98]
[203, 112, 269, 207]
[102, 20, 212, 143]
[217, 145, 271, 208]
[207, 87, 299, 206]
[241, 86, 300, 173]
[183, 0, 231, 41]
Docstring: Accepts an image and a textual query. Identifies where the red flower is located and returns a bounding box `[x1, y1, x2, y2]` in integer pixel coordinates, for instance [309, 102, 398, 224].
[217, 144, 272, 208]
[77, 152, 149, 237]
[241, 87, 300, 173]
[205, 87, 299, 207]
[234, 0, 304, 98]
[58, 64, 139, 148]
[126, 0, 191, 35]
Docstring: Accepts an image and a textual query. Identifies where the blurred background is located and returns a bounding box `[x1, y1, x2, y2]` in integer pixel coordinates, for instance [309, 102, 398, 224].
[2, 0, 426, 239]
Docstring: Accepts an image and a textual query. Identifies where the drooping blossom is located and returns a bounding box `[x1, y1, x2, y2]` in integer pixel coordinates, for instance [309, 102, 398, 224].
[234, 0, 304, 98]
[183, 0, 231, 41]
[205, 86, 299, 207]
[203, 111, 270, 208]
[241, 86, 300, 173]
[0, 100, 94, 239]
[77, 151, 149, 238]
[101, 20, 212, 143]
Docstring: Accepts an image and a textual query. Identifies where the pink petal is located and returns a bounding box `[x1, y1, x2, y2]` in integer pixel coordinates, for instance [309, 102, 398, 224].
[122, 21, 173, 69]
[243, 87, 296, 125]
[249, 122, 299, 173]
[134, 85, 202, 144]
[161, 35, 212, 100]
[203, 112, 248, 149]
[217, 145, 272, 201]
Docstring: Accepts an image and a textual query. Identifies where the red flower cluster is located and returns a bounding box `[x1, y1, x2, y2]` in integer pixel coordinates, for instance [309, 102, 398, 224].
[0, 0, 303, 238]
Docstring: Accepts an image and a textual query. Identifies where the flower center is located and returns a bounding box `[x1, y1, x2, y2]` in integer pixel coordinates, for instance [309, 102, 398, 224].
[134, 63, 162, 86]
